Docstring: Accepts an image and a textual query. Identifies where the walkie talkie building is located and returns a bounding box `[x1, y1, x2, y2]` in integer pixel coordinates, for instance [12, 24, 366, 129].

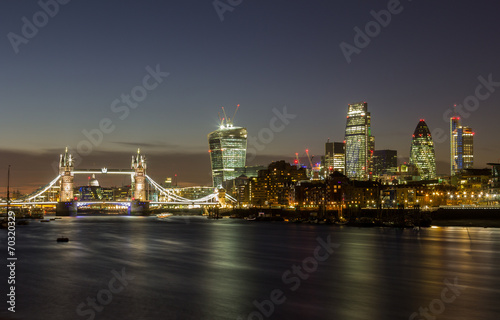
[208, 120, 247, 189]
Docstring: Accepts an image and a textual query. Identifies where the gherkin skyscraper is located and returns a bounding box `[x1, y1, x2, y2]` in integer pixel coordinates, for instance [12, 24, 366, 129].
[410, 119, 437, 180]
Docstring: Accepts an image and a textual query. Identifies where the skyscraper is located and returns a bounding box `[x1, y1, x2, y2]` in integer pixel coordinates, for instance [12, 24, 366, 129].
[450, 117, 474, 175]
[325, 140, 345, 174]
[372, 149, 398, 176]
[208, 115, 247, 189]
[410, 119, 437, 180]
[344, 102, 374, 180]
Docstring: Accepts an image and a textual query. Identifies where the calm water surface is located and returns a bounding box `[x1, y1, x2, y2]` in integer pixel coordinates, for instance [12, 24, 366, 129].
[1, 216, 500, 320]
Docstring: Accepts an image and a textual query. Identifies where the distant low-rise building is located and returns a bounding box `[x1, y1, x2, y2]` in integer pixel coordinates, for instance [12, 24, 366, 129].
[250, 160, 307, 207]
[487, 163, 500, 204]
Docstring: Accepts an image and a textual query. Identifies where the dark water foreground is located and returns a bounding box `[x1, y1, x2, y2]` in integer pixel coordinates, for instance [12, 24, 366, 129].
[1, 216, 499, 320]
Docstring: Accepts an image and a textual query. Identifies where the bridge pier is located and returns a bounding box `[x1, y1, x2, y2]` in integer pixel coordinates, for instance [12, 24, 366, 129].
[56, 201, 77, 216]
[129, 200, 150, 216]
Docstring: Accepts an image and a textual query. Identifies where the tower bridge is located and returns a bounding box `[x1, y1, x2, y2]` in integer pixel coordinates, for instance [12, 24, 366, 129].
[1, 148, 236, 216]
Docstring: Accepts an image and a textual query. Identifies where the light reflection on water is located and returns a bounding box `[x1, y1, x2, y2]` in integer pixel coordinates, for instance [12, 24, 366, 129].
[1, 216, 500, 319]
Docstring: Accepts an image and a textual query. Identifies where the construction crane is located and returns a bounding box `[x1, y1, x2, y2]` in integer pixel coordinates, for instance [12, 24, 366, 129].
[294, 152, 300, 168]
[221, 104, 240, 127]
[305, 149, 314, 171]
[305, 149, 321, 180]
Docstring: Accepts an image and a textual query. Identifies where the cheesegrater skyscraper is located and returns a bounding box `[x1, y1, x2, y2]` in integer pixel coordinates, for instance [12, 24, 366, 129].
[344, 102, 374, 180]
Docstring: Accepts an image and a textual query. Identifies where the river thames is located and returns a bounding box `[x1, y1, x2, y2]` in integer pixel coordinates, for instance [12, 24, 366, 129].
[1, 216, 500, 320]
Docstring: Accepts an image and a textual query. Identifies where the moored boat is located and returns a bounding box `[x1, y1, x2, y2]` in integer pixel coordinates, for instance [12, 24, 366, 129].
[57, 236, 69, 242]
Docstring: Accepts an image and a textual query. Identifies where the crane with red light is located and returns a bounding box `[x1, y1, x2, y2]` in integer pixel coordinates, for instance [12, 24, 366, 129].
[305, 149, 322, 180]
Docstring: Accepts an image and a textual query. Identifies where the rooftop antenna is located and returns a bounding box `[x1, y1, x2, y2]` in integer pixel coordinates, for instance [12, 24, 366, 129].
[452, 104, 459, 120]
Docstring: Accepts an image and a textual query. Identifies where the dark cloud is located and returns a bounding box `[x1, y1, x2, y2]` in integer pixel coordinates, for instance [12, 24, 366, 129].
[110, 141, 179, 150]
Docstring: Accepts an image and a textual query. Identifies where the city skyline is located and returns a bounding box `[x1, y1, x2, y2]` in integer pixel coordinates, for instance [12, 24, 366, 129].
[1, 102, 493, 194]
[1, 1, 500, 192]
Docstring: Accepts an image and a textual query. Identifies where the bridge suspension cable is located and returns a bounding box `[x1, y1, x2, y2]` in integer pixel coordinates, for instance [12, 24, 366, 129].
[146, 175, 219, 203]
[145, 175, 191, 201]
[14, 174, 62, 203]
[225, 193, 237, 203]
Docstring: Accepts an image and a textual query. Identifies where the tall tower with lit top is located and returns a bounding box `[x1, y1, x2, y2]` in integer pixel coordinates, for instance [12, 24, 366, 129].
[59, 147, 74, 202]
[344, 102, 374, 180]
[450, 116, 474, 175]
[131, 148, 147, 201]
[208, 105, 247, 189]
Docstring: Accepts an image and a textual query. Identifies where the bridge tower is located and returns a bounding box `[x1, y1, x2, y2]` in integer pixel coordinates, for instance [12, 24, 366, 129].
[131, 148, 147, 200]
[56, 147, 77, 216]
[59, 147, 74, 201]
[130, 149, 149, 215]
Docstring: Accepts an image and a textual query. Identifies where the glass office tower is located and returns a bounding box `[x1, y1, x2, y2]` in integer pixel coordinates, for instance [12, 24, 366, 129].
[344, 102, 374, 180]
[450, 117, 474, 175]
[410, 119, 437, 180]
[208, 121, 247, 189]
[325, 141, 345, 174]
[372, 149, 398, 176]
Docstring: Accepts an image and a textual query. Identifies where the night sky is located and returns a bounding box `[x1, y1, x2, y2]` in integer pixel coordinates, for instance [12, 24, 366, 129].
[1, 0, 500, 192]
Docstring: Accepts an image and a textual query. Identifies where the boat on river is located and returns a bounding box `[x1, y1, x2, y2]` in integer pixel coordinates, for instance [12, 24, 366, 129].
[156, 213, 173, 219]
[56, 236, 69, 242]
